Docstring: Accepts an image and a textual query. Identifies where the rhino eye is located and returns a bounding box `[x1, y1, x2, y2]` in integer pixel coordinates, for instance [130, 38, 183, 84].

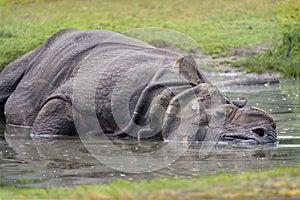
[252, 128, 265, 137]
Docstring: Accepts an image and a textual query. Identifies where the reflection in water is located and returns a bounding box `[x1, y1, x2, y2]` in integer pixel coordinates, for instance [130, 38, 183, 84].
[0, 79, 299, 187]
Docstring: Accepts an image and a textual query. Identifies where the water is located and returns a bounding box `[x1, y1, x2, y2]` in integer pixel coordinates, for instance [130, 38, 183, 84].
[0, 79, 299, 187]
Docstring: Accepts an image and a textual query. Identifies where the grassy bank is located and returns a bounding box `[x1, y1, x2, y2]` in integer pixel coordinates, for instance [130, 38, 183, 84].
[232, 0, 300, 78]
[233, 27, 300, 78]
[1, 167, 299, 199]
[1, 0, 300, 77]
[0, 0, 281, 71]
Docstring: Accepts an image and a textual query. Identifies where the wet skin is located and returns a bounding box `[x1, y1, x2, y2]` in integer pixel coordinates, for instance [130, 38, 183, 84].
[0, 29, 277, 145]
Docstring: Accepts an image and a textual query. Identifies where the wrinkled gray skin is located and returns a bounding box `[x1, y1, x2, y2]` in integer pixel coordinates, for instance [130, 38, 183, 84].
[0, 29, 277, 144]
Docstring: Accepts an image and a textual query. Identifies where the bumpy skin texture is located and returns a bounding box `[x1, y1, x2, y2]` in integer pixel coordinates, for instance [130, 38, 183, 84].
[0, 29, 277, 144]
[0, 29, 184, 135]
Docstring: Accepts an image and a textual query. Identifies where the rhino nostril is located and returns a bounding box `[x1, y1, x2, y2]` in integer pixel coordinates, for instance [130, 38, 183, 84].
[252, 128, 265, 137]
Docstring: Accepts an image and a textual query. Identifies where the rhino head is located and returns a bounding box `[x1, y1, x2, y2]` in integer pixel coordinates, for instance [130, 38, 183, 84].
[219, 105, 277, 144]
[159, 82, 277, 145]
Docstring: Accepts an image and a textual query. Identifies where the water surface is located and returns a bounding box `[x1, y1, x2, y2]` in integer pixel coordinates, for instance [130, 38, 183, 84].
[0, 78, 299, 187]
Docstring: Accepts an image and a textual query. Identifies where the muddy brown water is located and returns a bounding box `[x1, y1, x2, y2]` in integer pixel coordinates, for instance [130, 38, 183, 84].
[0, 77, 299, 187]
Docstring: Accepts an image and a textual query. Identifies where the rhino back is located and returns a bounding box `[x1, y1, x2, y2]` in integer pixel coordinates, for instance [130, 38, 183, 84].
[4, 29, 180, 129]
[4, 29, 130, 125]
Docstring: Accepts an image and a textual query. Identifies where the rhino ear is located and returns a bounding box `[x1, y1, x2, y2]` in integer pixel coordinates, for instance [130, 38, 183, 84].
[174, 56, 209, 85]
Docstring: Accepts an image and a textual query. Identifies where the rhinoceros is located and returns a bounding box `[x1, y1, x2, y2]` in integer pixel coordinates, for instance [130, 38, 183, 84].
[0, 29, 277, 144]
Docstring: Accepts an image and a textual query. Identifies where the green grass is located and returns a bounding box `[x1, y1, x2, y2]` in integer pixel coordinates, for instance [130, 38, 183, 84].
[232, 26, 300, 78]
[231, 0, 300, 78]
[1, 0, 300, 77]
[0, 0, 281, 71]
[1, 167, 299, 199]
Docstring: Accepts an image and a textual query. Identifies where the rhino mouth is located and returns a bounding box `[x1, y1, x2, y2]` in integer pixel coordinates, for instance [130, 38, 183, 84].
[221, 134, 263, 145]
[220, 128, 278, 145]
